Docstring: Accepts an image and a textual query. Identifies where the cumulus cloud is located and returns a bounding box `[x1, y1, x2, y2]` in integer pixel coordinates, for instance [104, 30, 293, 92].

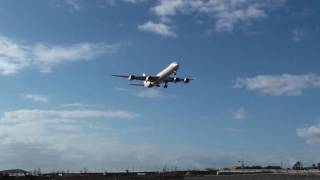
[297, 122, 320, 144]
[0, 36, 121, 75]
[32, 42, 119, 73]
[152, 0, 188, 17]
[146, 0, 285, 33]
[0, 107, 318, 170]
[138, 21, 177, 37]
[228, 107, 247, 120]
[0, 108, 240, 171]
[0, 108, 146, 170]
[234, 74, 320, 96]
[23, 94, 49, 103]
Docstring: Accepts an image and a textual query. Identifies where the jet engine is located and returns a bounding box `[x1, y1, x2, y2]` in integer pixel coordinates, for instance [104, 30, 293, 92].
[144, 81, 153, 88]
[128, 75, 135, 81]
[183, 78, 190, 83]
[145, 76, 151, 81]
[173, 77, 178, 83]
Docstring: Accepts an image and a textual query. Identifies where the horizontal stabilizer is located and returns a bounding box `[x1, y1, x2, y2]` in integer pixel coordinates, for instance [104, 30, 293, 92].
[112, 75, 129, 78]
[129, 83, 144, 86]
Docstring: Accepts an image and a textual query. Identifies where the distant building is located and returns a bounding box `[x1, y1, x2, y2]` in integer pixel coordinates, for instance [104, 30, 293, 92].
[0, 169, 29, 177]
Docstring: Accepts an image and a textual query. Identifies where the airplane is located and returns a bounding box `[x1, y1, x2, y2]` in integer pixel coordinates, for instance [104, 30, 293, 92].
[112, 62, 192, 88]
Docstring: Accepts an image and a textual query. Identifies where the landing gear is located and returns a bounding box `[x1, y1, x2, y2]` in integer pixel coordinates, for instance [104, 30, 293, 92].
[164, 84, 168, 88]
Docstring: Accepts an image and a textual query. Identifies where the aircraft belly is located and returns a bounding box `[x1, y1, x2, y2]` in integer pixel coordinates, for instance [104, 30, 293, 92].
[153, 68, 174, 85]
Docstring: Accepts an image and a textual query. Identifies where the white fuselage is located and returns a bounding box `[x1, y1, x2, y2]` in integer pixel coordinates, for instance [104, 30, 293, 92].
[151, 62, 179, 86]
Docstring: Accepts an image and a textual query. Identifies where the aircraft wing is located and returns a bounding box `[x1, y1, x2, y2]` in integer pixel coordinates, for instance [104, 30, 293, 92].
[166, 77, 193, 83]
[112, 75, 159, 81]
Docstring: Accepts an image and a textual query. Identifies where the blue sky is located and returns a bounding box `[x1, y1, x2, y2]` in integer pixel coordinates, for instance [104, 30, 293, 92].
[0, 0, 320, 171]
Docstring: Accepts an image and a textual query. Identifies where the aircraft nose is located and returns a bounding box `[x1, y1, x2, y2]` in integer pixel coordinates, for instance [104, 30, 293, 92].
[171, 62, 179, 67]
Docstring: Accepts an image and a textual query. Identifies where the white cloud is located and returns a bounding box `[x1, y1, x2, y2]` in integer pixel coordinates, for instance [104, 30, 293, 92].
[0, 35, 121, 75]
[23, 94, 49, 103]
[152, 0, 187, 17]
[0, 108, 240, 171]
[228, 107, 247, 120]
[61, 103, 93, 108]
[138, 21, 177, 37]
[0, 107, 318, 170]
[122, 0, 146, 3]
[32, 42, 119, 73]
[0, 108, 150, 170]
[50, 0, 82, 11]
[297, 122, 320, 144]
[137, 89, 163, 98]
[65, 0, 81, 10]
[114, 87, 164, 98]
[1, 109, 140, 124]
[292, 29, 305, 43]
[148, 0, 285, 33]
[234, 74, 320, 96]
[201, 0, 271, 32]
[0, 36, 30, 75]
[104, 0, 146, 6]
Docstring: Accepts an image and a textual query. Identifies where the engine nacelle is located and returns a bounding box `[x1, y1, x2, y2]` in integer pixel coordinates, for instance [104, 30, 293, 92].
[145, 76, 151, 81]
[173, 77, 178, 83]
[183, 78, 190, 83]
[128, 75, 135, 81]
[144, 81, 153, 88]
